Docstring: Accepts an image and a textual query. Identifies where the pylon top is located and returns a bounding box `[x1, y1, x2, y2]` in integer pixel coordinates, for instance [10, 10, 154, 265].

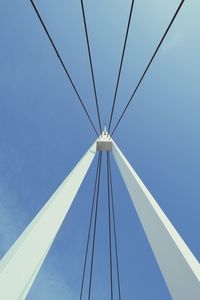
[96, 128, 112, 151]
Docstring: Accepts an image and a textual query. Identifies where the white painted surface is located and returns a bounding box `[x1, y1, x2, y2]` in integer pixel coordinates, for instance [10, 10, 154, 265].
[97, 130, 112, 151]
[112, 140, 200, 300]
[0, 142, 96, 300]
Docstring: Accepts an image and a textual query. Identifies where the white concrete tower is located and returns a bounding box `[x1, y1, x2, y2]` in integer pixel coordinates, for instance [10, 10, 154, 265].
[0, 136, 199, 300]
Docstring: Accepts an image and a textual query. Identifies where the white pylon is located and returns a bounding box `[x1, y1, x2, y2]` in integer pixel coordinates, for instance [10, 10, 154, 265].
[0, 142, 96, 300]
[0, 136, 200, 300]
[112, 140, 200, 300]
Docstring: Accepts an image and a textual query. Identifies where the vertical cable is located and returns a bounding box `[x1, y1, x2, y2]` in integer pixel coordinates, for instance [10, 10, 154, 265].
[108, 153, 122, 300]
[79, 154, 101, 300]
[29, 0, 99, 137]
[111, 0, 186, 136]
[88, 152, 102, 300]
[80, 0, 102, 134]
[108, 0, 136, 132]
[107, 152, 113, 300]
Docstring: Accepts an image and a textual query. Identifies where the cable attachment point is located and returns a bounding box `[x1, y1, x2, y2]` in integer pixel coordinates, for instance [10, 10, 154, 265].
[97, 129, 112, 152]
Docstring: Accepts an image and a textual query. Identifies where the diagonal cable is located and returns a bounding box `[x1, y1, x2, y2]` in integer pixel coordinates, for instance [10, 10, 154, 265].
[108, 153, 122, 300]
[111, 0, 186, 136]
[108, 0, 136, 133]
[80, 0, 102, 133]
[88, 152, 102, 300]
[29, 0, 99, 137]
[107, 152, 114, 300]
[79, 153, 100, 300]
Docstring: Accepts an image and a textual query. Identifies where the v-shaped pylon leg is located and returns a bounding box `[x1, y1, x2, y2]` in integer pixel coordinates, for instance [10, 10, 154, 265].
[0, 142, 96, 300]
[112, 140, 200, 300]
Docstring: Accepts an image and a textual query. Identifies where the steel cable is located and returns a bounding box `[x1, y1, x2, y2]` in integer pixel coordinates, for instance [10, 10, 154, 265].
[108, 153, 122, 300]
[80, 0, 102, 134]
[111, 0, 185, 136]
[29, 0, 99, 137]
[88, 152, 102, 300]
[79, 154, 101, 300]
[107, 152, 114, 300]
[108, 0, 136, 132]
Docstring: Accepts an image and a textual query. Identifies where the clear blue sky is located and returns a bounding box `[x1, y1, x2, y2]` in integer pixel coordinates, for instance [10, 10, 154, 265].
[0, 1, 200, 299]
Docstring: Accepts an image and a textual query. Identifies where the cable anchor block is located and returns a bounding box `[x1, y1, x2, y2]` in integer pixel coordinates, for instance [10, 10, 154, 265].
[97, 128, 112, 152]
